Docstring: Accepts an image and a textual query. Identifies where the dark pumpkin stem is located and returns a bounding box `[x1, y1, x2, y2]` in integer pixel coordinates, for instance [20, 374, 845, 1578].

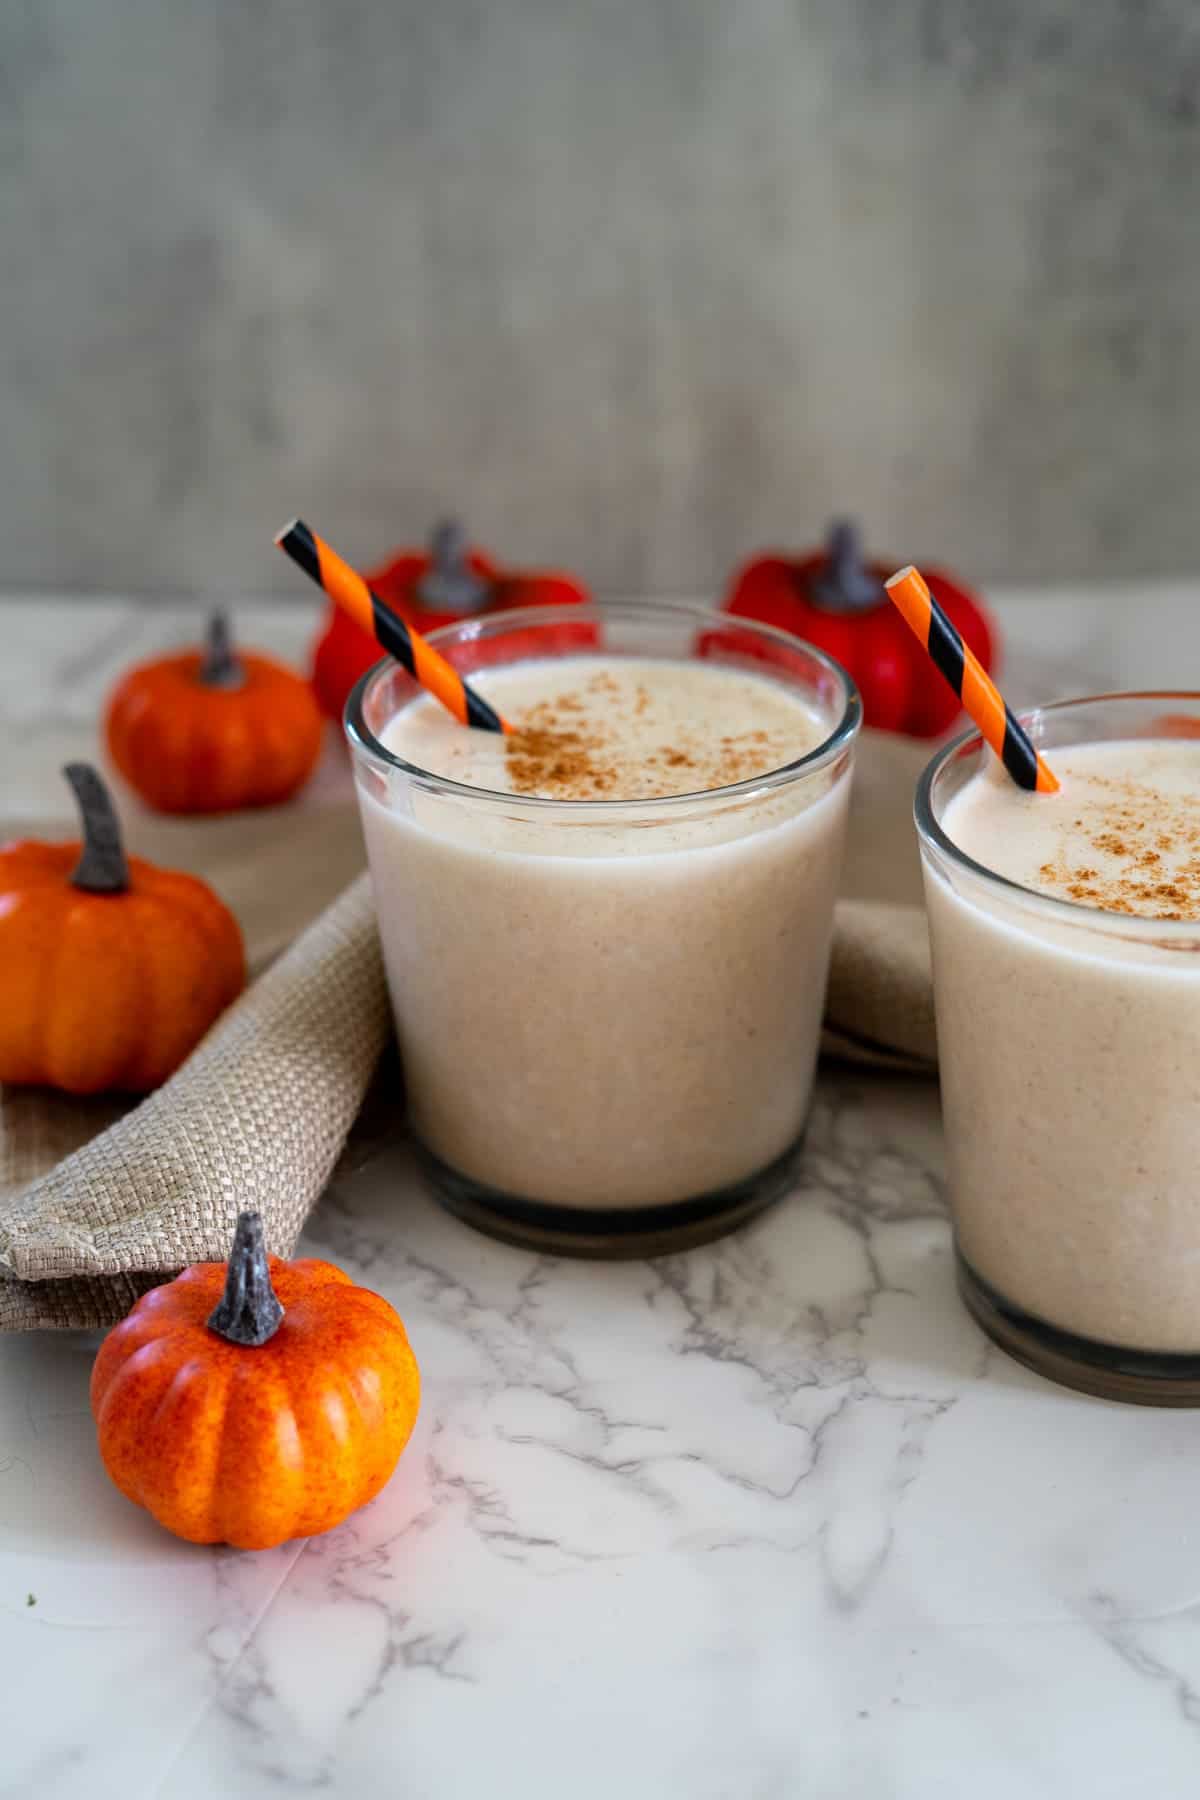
[64, 763, 129, 894]
[812, 518, 885, 614]
[415, 517, 489, 614]
[207, 1211, 284, 1347]
[200, 609, 244, 689]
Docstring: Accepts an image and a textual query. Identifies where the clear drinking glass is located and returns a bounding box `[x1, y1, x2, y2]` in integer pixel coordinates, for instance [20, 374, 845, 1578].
[917, 692, 1200, 1404]
[346, 600, 860, 1256]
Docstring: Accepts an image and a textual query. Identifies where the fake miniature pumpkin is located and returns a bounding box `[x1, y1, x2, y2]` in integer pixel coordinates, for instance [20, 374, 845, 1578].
[0, 764, 245, 1095]
[106, 611, 324, 813]
[309, 516, 593, 719]
[724, 519, 996, 737]
[91, 1211, 421, 1550]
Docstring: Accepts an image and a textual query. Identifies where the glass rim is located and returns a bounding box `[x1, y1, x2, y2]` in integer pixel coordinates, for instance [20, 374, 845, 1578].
[915, 688, 1200, 938]
[344, 597, 862, 813]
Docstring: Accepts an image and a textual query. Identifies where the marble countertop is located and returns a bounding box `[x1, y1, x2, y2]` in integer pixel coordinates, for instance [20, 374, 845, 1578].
[4, 585, 1200, 1799]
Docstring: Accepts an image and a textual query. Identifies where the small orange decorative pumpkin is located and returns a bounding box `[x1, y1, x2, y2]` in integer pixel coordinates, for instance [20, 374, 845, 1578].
[91, 1212, 420, 1550]
[106, 611, 324, 813]
[0, 764, 245, 1094]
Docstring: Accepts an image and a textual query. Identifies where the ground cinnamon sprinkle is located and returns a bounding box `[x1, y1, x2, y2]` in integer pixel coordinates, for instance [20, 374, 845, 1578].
[505, 721, 616, 798]
[503, 684, 802, 800]
[1035, 769, 1200, 921]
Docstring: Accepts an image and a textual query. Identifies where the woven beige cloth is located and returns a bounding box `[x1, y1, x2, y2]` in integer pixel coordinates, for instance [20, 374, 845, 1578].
[823, 730, 937, 1069]
[0, 731, 935, 1331]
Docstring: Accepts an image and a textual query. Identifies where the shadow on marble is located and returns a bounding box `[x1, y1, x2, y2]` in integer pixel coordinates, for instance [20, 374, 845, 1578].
[1, 1331, 177, 1572]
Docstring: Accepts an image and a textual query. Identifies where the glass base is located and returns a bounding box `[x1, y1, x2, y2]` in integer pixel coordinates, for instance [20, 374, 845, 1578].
[414, 1132, 806, 1259]
[957, 1251, 1200, 1407]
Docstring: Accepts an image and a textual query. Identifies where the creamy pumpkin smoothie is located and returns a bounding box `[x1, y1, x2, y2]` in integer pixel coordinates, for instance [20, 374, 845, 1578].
[347, 603, 859, 1250]
[919, 695, 1200, 1400]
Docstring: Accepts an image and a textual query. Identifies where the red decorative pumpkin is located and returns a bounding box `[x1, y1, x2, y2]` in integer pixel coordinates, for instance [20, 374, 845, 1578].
[309, 518, 593, 720]
[106, 612, 324, 813]
[724, 520, 996, 737]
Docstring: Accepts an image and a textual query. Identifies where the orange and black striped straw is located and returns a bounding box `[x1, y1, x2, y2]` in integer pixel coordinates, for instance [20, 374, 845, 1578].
[885, 565, 1058, 794]
[275, 519, 510, 734]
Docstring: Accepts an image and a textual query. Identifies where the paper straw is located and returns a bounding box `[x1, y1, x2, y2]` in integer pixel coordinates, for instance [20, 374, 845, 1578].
[275, 520, 509, 734]
[885, 565, 1058, 794]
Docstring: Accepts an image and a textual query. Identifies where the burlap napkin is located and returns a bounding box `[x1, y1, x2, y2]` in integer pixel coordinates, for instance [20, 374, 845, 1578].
[0, 732, 935, 1330]
[823, 730, 936, 1069]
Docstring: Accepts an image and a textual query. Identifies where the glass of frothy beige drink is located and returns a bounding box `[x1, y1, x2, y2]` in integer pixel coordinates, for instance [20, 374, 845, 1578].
[346, 601, 860, 1254]
[918, 692, 1200, 1404]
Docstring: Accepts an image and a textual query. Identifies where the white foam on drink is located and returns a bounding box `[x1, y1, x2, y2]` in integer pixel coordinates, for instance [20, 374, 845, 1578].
[943, 738, 1200, 921]
[383, 656, 829, 801]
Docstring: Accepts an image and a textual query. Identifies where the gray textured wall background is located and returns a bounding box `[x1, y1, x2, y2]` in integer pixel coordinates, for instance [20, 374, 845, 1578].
[3, 1, 1199, 596]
